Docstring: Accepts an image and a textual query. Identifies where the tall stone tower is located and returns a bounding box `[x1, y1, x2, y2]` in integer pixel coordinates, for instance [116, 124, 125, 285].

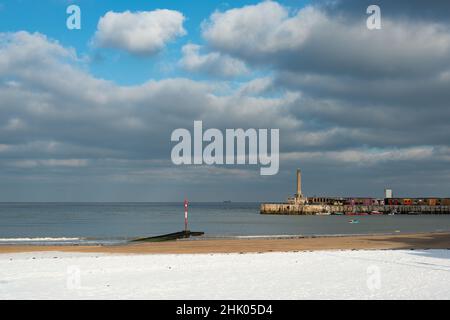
[296, 169, 302, 198]
[295, 169, 306, 204]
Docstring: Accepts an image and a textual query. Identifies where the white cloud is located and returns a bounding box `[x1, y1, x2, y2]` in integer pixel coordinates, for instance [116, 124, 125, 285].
[4, 118, 26, 130]
[202, 1, 293, 55]
[236, 77, 274, 96]
[180, 44, 248, 78]
[0, 144, 10, 152]
[12, 159, 88, 168]
[93, 9, 186, 55]
[0, 31, 76, 73]
[282, 147, 435, 165]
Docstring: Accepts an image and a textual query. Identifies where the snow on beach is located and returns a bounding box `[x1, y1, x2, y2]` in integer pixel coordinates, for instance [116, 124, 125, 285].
[1, 250, 450, 300]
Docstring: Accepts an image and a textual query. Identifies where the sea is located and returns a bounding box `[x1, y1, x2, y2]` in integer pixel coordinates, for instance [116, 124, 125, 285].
[1, 202, 450, 245]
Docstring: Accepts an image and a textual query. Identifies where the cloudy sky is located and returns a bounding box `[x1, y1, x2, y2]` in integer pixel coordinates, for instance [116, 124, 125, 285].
[1, 0, 450, 202]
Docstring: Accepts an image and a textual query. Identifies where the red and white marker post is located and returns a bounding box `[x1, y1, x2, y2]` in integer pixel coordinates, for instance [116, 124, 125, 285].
[184, 199, 189, 232]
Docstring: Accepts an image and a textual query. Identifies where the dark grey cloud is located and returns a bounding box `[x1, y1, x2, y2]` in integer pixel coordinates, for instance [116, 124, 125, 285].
[0, 31, 300, 201]
[317, 0, 450, 23]
[202, 1, 450, 79]
[200, 1, 450, 149]
[2, 1, 450, 201]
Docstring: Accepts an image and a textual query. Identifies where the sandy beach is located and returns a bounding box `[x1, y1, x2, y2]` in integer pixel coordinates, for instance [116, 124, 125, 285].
[1, 232, 450, 254]
[2, 232, 450, 299]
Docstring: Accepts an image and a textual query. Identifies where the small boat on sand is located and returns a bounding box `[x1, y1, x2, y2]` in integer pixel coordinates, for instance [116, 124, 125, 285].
[388, 209, 398, 216]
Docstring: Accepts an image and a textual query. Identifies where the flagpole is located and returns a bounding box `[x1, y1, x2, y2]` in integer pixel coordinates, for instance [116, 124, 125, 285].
[184, 199, 188, 233]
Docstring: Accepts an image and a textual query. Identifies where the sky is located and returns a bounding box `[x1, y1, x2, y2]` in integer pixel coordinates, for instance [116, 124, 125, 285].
[1, 0, 450, 202]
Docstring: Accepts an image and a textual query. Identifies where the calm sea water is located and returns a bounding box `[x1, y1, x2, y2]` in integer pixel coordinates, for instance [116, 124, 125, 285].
[1, 202, 450, 245]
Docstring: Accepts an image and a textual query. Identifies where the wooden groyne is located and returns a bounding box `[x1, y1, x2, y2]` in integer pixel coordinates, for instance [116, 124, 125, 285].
[260, 203, 450, 215]
[132, 231, 205, 242]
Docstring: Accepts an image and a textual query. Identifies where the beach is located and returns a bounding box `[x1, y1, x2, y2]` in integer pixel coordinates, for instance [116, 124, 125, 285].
[1, 232, 450, 299]
[1, 248, 450, 299]
[1, 232, 450, 254]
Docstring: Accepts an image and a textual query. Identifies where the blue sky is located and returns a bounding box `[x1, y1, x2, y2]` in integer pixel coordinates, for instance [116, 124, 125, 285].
[0, 0, 309, 85]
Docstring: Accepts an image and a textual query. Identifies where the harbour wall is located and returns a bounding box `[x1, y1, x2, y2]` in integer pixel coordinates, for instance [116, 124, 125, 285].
[260, 203, 450, 215]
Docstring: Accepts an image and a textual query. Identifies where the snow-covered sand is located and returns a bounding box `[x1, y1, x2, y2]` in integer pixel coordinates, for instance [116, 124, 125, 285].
[1, 250, 450, 299]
